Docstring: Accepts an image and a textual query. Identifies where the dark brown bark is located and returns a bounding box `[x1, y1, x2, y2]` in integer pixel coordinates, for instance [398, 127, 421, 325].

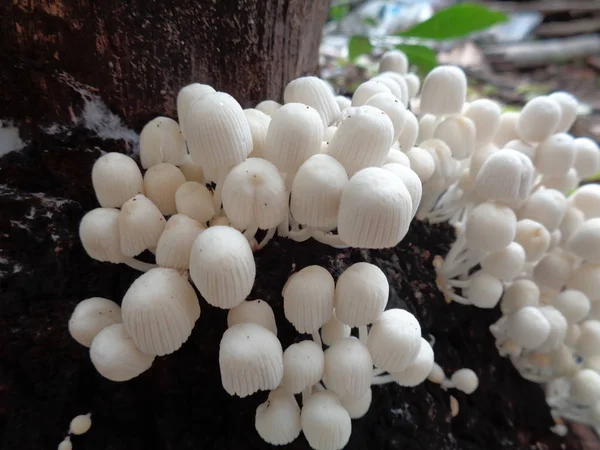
[0, 0, 329, 131]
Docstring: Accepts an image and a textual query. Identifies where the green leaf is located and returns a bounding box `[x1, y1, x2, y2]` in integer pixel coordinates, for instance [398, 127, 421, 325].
[348, 36, 373, 61]
[397, 3, 508, 40]
[362, 17, 378, 26]
[395, 44, 438, 73]
[330, 4, 350, 22]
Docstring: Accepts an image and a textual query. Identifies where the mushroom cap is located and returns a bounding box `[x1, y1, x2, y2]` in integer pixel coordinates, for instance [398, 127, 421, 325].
[568, 218, 600, 265]
[463, 98, 502, 146]
[177, 83, 216, 138]
[475, 149, 534, 203]
[227, 299, 278, 336]
[450, 368, 479, 394]
[91, 152, 144, 208]
[320, 310, 351, 346]
[139, 117, 187, 168]
[219, 323, 283, 397]
[467, 272, 504, 309]
[519, 188, 568, 232]
[514, 219, 551, 262]
[90, 324, 155, 382]
[551, 290, 591, 325]
[189, 226, 256, 309]
[573, 137, 600, 179]
[379, 49, 408, 74]
[122, 268, 200, 356]
[244, 108, 271, 158]
[255, 388, 301, 446]
[507, 306, 551, 349]
[567, 263, 600, 303]
[389, 337, 434, 387]
[480, 242, 526, 282]
[570, 369, 600, 405]
[79, 207, 126, 263]
[281, 340, 324, 394]
[283, 76, 340, 126]
[323, 337, 373, 399]
[398, 111, 419, 151]
[340, 388, 372, 419]
[175, 181, 216, 224]
[433, 115, 476, 160]
[515, 96, 561, 143]
[494, 111, 520, 148]
[382, 163, 422, 218]
[68, 297, 122, 348]
[118, 195, 166, 257]
[465, 202, 517, 253]
[575, 320, 600, 358]
[419, 65, 467, 116]
[365, 92, 407, 142]
[500, 279, 540, 315]
[155, 214, 204, 270]
[301, 391, 352, 450]
[255, 100, 282, 116]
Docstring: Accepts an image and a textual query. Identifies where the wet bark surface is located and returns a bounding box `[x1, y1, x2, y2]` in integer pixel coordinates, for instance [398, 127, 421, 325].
[0, 129, 587, 450]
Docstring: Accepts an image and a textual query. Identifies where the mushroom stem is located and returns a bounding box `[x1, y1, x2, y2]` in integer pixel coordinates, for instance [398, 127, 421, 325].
[312, 331, 322, 347]
[372, 368, 386, 377]
[256, 227, 277, 251]
[243, 225, 259, 241]
[277, 191, 292, 237]
[212, 166, 229, 211]
[286, 227, 312, 242]
[370, 374, 394, 385]
[123, 257, 158, 272]
[358, 325, 368, 345]
[302, 387, 311, 405]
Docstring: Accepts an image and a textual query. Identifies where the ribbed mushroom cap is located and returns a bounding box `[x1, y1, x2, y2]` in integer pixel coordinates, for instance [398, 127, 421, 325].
[139, 117, 187, 167]
[143, 163, 186, 216]
[548, 91, 579, 133]
[290, 154, 348, 230]
[382, 163, 422, 217]
[351, 80, 392, 107]
[155, 214, 204, 270]
[301, 391, 352, 450]
[189, 226, 256, 309]
[122, 268, 200, 356]
[256, 100, 282, 116]
[534, 133, 575, 177]
[176, 83, 216, 138]
[183, 91, 253, 168]
[283, 76, 341, 126]
[334, 262, 389, 327]
[219, 323, 283, 397]
[320, 310, 351, 346]
[367, 308, 421, 373]
[222, 158, 287, 230]
[264, 103, 324, 175]
[404, 73, 420, 98]
[68, 297, 122, 348]
[323, 337, 373, 399]
[480, 242, 526, 282]
[389, 338, 434, 387]
[244, 108, 271, 158]
[327, 105, 394, 176]
[475, 149, 534, 203]
[516, 96, 561, 143]
[379, 49, 408, 74]
[385, 149, 410, 167]
[175, 181, 216, 223]
[281, 340, 324, 394]
[405, 146, 435, 182]
[465, 202, 517, 252]
[398, 111, 418, 151]
[419, 65, 467, 116]
[79, 208, 126, 263]
[494, 111, 520, 148]
[340, 388, 372, 419]
[433, 115, 476, 160]
[119, 195, 166, 258]
[338, 167, 413, 249]
[255, 388, 301, 446]
[568, 218, 600, 265]
[90, 323, 155, 382]
[504, 139, 536, 160]
[365, 93, 406, 141]
[227, 299, 277, 336]
[91, 152, 144, 208]
[463, 99, 501, 145]
[282, 265, 335, 334]
[375, 72, 409, 106]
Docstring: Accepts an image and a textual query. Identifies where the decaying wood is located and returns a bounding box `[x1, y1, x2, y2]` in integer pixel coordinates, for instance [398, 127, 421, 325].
[536, 17, 600, 37]
[0, 0, 329, 132]
[484, 34, 600, 69]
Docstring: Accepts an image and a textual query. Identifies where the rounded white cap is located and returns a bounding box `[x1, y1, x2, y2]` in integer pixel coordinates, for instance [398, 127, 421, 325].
[227, 299, 277, 336]
[92, 152, 144, 208]
[281, 340, 324, 394]
[323, 337, 373, 398]
[389, 337, 434, 387]
[255, 387, 301, 446]
[301, 391, 352, 450]
[68, 297, 122, 348]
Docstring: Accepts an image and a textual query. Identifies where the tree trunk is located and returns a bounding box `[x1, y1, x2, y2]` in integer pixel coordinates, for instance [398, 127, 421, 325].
[0, 0, 328, 132]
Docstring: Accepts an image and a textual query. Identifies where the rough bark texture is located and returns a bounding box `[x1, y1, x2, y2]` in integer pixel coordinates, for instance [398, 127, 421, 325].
[0, 131, 588, 450]
[0, 0, 328, 132]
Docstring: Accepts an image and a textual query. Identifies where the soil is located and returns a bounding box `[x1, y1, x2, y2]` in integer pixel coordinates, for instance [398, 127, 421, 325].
[0, 129, 590, 450]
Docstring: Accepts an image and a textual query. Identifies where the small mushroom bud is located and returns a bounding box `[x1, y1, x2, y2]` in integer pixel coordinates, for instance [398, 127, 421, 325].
[244, 108, 271, 158]
[433, 115, 476, 160]
[219, 323, 283, 397]
[227, 299, 277, 336]
[264, 103, 324, 175]
[283, 76, 341, 126]
[175, 181, 216, 224]
[320, 311, 351, 346]
[405, 146, 435, 182]
[351, 80, 392, 106]
[184, 91, 253, 169]
[335, 95, 352, 111]
[500, 279, 540, 315]
[480, 242, 526, 282]
[177, 83, 215, 138]
[533, 252, 572, 291]
[222, 158, 287, 231]
[567, 263, 600, 303]
[419, 65, 467, 116]
[568, 218, 600, 265]
[389, 338, 434, 387]
[570, 369, 600, 405]
[189, 226, 256, 309]
[91, 153, 144, 208]
[58, 437, 72, 450]
[467, 272, 504, 308]
[534, 133, 575, 177]
[255, 388, 301, 446]
[338, 167, 413, 248]
[465, 202, 517, 252]
[548, 91, 578, 133]
[507, 306, 551, 349]
[576, 320, 600, 358]
[140, 117, 187, 167]
[375, 72, 409, 105]
[291, 154, 348, 230]
[69, 413, 92, 435]
[79, 208, 126, 263]
[379, 49, 408, 74]
[90, 324, 154, 381]
[537, 305, 568, 353]
[367, 308, 421, 373]
[514, 219, 551, 262]
[417, 114, 437, 144]
[385, 149, 410, 167]
[178, 156, 205, 184]
[328, 106, 394, 176]
[519, 188, 568, 232]
[450, 368, 479, 394]
[515, 96, 561, 143]
[118, 195, 166, 257]
[398, 111, 418, 151]
[504, 139, 536, 160]
[463, 99, 502, 145]
[428, 362, 446, 384]
[470, 144, 498, 180]
[301, 391, 352, 450]
[404, 73, 420, 98]
[551, 290, 591, 325]
[283, 265, 335, 334]
[256, 100, 282, 116]
[475, 149, 534, 203]
[155, 214, 204, 270]
[569, 184, 600, 219]
[340, 388, 372, 419]
[494, 111, 520, 147]
[334, 262, 389, 327]
[365, 93, 407, 141]
[281, 340, 324, 394]
[68, 297, 122, 347]
[573, 137, 600, 179]
[323, 337, 373, 398]
[122, 268, 200, 356]
[143, 163, 187, 216]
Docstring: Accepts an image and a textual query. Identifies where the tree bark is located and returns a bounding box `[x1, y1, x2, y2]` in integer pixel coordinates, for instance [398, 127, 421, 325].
[0, 0, 329, 131]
